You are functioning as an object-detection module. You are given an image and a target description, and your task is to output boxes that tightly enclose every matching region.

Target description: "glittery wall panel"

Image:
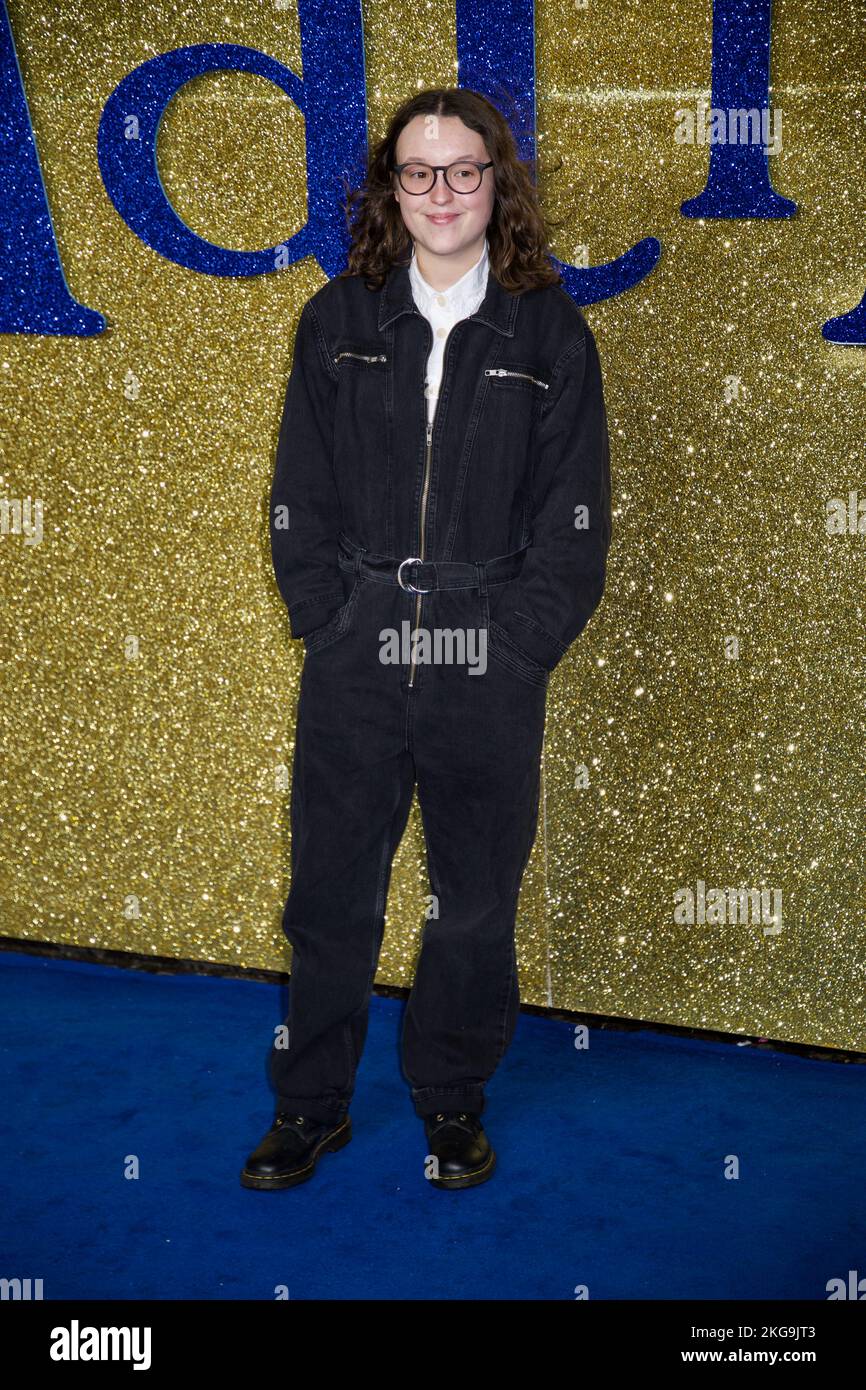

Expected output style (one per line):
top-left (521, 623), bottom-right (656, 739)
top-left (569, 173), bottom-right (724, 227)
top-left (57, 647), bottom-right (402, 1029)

top-left (1, 3), bottom-right (864, 1049)
top-left (534, 1), bottom-right (866, 1046)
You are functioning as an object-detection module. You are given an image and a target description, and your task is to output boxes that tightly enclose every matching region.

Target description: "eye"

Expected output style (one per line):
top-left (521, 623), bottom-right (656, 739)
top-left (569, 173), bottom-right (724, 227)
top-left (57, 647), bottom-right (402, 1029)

top-left (451, 163), bottom-right (478, 183)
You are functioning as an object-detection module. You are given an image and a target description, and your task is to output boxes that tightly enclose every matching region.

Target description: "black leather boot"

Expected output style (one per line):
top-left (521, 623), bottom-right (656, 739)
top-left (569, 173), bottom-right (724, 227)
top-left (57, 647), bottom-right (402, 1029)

top-left (423, 1111), bottom-right (496, 1189)
top-left (240, 1112), bottom-right (352, 1189)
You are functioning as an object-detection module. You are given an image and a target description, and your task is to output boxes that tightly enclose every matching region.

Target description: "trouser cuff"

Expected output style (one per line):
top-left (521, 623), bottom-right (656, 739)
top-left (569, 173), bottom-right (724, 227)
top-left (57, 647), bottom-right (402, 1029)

top-left (274, 1096), bottom-right (349, 1126)
top-left (411, 1086), bottom-right (485, 1118)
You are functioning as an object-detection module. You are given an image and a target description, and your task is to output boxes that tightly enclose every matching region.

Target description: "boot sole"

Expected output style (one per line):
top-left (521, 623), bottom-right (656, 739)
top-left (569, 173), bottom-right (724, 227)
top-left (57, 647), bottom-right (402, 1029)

top-left (240, 1117), bottom-right (352, 1190)
top-left (429, 1147), bottom-right (496, 1189)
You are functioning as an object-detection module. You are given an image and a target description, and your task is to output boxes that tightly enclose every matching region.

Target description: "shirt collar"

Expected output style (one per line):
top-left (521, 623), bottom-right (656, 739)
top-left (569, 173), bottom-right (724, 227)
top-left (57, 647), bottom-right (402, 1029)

top-left (379, 245), bottom-right (518, 338)
top-left (409, 237), bottom-right (489, 318)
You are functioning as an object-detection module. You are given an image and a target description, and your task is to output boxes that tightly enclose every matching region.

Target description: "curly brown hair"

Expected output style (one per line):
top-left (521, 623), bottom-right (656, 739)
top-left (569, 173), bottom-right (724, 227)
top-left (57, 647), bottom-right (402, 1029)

top-left (338, 88), bottom-right (562, 294)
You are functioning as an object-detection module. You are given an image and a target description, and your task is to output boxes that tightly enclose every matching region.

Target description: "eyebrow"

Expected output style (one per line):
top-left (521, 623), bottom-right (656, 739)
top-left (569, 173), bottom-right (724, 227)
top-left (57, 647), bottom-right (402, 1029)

top-left (398, 154), bottom-right (483, 161)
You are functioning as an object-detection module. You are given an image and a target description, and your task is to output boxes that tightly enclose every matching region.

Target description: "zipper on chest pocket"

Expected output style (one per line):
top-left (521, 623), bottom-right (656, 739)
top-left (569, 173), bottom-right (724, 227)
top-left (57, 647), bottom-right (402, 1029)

top-left (484, 368), bottom-right (549, 390)
top-left (333, 352), bottom-right (387, 365)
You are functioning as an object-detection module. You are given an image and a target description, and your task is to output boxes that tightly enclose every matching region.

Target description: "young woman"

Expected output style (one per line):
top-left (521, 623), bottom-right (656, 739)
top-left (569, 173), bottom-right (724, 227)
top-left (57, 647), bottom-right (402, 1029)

top-left (241, 88), bottom-right (612, 1192)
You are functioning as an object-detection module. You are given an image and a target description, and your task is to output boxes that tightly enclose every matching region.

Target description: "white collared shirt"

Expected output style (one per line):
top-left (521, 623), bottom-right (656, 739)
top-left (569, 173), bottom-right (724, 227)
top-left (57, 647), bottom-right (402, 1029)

top-left (409, 238), bottom-right (489, 425)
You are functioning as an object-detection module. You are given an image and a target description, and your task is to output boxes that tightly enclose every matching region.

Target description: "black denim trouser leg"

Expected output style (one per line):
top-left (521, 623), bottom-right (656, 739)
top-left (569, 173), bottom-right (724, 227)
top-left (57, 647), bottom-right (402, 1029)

top-left (269, 541), bottom-right (548, 1124)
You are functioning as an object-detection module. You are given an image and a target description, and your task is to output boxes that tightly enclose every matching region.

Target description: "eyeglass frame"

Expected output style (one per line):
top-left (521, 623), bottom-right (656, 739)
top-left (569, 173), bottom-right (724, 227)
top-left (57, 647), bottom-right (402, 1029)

top-left (392, 160), bottom-right (494, 195)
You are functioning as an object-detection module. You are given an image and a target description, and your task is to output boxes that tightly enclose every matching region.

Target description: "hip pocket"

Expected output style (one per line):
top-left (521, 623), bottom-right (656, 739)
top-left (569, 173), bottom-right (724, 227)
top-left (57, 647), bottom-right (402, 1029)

top-left (476, 583), bottom-right (549, 689)
top-left (303, 577), bottom-right (363, 655)
top-left (486, 619), bottom-right (550, 688)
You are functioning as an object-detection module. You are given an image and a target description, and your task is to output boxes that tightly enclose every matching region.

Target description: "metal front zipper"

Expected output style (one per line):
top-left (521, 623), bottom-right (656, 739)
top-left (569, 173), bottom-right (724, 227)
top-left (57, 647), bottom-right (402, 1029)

top-left (408, 315), bottom-right (449, 691)
top-left (484, 367), bottom-right (549, 389)
top-left (407, 416), bottom-right (434, 689)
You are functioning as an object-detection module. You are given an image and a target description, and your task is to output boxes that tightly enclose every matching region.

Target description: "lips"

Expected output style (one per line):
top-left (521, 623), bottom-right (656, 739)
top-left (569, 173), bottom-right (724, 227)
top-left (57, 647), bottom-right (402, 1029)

top-left (426, 214), bottom-right (460, 224)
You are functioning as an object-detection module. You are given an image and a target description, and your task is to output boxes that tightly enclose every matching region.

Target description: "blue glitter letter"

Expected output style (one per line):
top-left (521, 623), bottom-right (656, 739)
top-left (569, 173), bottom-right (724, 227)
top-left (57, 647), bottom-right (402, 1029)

top-left (97, 7), bottom-right (367, 281)
top-left (455, 0), bottom-right (660, 304)
top-left (681, 0), bottom-right (796, 218)
top-left (822, 293), bottom-right (866, 346)
top-left (0, 2), bottom-right (104, 334)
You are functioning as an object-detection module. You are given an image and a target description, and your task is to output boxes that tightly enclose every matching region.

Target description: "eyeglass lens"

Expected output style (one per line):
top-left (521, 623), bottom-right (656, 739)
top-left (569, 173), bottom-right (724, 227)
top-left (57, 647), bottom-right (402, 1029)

top-left (398, 163), bottom-right (484, 194)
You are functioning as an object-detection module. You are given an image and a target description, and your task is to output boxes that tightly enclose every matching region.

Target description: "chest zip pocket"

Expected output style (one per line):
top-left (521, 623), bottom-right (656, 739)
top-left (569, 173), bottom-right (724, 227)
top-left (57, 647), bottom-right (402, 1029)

top-left (334, 352), bottom-right (387, 365)
top-left (484, 368), bottom-right (549, 390)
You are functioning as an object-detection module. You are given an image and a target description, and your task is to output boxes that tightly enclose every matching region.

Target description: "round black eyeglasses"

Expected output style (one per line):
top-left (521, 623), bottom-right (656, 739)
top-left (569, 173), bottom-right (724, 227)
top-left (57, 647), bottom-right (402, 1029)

top-left (392, 161), bottom-right (494, 195)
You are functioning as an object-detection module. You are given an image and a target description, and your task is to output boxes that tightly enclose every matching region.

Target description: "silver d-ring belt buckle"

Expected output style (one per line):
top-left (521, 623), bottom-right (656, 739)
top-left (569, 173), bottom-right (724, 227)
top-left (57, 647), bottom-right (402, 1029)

top-left (396, 556), bottom-right (432, 594)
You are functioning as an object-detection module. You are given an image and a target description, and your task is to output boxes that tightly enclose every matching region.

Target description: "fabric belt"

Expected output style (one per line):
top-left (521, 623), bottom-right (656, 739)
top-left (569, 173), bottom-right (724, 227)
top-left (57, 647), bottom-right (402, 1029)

top-left (336, 530), bottom-right (528, 594)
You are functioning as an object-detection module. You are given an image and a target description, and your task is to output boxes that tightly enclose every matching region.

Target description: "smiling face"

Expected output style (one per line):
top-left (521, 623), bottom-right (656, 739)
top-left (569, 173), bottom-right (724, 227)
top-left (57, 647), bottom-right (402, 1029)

top-left (392, 114), bottom-right (496, 287)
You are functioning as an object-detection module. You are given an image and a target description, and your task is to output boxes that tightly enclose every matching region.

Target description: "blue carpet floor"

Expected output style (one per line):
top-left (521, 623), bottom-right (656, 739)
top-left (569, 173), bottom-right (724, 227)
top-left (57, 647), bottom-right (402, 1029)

top-left (1, 949), bottom-right (863, 1300)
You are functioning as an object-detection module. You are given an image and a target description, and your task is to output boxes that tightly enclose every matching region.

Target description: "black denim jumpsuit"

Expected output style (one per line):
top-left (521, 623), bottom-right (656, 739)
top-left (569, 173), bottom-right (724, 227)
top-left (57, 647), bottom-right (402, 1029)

top-left (267, 255), bottom-right (612, 1123)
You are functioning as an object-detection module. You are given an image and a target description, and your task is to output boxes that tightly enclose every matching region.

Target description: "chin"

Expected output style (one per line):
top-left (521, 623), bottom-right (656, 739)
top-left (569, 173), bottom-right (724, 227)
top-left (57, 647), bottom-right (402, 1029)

top-left (418, 224), bottom-right (477, 247)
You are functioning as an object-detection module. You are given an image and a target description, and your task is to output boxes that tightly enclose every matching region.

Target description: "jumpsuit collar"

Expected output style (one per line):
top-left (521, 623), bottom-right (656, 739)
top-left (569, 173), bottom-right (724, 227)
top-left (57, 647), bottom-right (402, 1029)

top-left (379, 241), bottom-right (519, 337)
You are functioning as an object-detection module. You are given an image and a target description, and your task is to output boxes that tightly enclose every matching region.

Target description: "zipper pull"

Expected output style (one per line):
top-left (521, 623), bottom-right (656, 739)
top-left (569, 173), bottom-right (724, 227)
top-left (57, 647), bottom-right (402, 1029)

top-left (426, 421), bottom-right (432, 446)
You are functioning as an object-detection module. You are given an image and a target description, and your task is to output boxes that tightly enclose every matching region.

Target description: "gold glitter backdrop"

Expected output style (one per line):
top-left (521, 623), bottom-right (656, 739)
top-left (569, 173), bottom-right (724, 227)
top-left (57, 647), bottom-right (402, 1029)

top-left (1, 1), bottom-right (864, 1050)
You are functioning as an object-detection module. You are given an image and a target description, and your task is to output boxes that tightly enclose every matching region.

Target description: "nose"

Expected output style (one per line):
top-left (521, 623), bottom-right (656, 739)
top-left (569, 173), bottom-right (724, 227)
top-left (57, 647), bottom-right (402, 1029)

top-left (429, 169), bottom-right (455, 205)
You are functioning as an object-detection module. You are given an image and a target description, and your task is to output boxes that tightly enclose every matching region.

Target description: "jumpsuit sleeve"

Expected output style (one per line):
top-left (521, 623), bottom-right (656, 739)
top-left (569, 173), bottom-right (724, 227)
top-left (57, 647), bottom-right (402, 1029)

top-left (491, 319), bottom-right (612, 671)
top-left (269, 299), bottom-right (346, 639)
